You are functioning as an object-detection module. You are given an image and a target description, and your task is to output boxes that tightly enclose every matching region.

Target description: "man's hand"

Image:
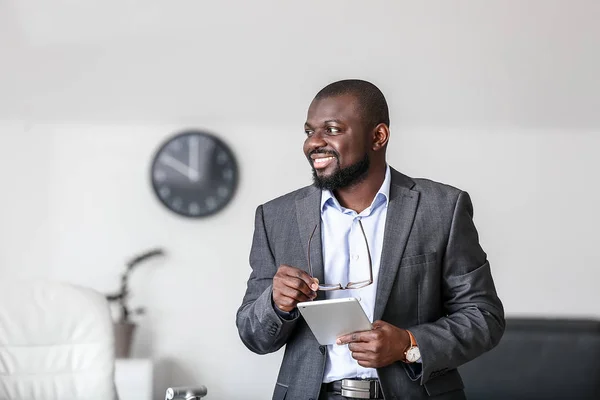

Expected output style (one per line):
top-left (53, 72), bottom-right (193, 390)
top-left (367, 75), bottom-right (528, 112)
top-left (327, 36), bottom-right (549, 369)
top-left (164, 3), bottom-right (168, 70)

top-left (272, 265), bottom-right (319, 312)
top-left (336, 320), bottom-right (411, 368)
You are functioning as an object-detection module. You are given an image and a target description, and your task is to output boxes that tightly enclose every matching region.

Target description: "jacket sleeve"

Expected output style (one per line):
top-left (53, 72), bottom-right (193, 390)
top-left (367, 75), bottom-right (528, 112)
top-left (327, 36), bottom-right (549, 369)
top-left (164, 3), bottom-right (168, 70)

top-left (406, 191), bottom-right (505, 384)
top-left (236, 205), bottom-right (300, 354)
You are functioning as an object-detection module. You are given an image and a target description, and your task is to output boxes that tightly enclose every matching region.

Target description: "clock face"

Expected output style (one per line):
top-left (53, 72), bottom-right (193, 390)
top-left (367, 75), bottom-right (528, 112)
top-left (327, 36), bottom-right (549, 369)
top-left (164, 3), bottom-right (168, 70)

top-left (150, 130), bottom-right (239, 218)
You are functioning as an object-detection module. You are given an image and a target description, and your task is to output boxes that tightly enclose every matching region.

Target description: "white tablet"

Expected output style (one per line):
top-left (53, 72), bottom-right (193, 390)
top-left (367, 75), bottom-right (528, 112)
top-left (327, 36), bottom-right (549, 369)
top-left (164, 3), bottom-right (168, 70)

top-left (297, 297), bottom-right (372, 345)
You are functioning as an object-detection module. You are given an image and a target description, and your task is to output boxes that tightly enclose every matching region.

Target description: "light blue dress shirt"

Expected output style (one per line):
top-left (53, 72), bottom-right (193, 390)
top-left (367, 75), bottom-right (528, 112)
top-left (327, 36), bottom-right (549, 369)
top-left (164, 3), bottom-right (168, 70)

top-left (320, 165), bottom-right (391, 382)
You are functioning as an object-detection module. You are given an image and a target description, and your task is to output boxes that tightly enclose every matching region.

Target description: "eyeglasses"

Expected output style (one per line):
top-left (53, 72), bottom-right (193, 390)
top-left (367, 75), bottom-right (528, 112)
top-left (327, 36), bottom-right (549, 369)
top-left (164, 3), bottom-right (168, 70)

top-left (308, 219), bottom-right (373, 291)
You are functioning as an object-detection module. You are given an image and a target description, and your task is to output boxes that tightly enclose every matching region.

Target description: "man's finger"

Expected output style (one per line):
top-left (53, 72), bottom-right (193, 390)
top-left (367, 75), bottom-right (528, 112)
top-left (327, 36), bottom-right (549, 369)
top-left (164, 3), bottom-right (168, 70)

top-left (350, 349), bottom-right (376, 365)
top-left (275, 284), bottom-right (315, 303)
top-left (336, 330), bottom-right (368, 345)
top-left (276, 276), bottom-right (316, 299)
top-left (356, 359), bottom-right (376, 368)
top-left (277, 265), bottom-right (319, 292)
top-left (371, 320), bottom-right (389, 329)
top-left (291, 268), bottom-right (319, 291)
top-left (273, 292), bottom-right (303, 311)
top-left (347, 342), bottom-right (371, 353)
top-left (310, 277), bottom-right (319, 291)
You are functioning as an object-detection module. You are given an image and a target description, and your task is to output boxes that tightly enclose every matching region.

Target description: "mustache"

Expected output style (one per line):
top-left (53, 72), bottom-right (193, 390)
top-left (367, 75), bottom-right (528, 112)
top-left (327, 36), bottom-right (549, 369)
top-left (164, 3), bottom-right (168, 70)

top-left (308, 149), bottom-right (339, 158)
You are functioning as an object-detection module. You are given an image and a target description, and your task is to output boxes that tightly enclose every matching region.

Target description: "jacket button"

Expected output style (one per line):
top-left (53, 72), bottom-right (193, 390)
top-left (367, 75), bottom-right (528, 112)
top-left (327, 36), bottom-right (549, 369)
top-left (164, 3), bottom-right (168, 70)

top-left (319, 345), bottom-right (326, 355)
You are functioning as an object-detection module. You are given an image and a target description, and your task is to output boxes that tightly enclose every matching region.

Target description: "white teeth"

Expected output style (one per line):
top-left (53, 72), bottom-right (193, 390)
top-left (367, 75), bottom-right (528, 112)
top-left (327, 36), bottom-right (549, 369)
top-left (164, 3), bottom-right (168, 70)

top-left (314, 157), bottom-right (334, 164)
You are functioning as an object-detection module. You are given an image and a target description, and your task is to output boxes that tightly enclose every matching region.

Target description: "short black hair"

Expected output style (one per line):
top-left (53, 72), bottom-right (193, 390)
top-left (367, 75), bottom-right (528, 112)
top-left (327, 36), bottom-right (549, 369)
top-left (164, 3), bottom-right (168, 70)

top-left (314, 79), bottom-right (390, 129)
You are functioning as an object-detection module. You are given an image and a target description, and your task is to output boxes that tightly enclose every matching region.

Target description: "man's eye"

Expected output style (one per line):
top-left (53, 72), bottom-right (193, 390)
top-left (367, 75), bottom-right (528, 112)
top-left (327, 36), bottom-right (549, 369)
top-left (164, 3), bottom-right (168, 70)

top-left (305, 130), bottom-right (314, 136)
top-left (326, 127), bottom-right (340, 134)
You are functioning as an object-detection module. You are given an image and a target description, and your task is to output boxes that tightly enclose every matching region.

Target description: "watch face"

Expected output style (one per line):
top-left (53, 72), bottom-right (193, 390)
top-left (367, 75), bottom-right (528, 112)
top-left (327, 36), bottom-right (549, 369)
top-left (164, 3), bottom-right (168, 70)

top-left (150, 130), bottom-right (239, 218)
top-left (406, 347), bottom-right (421, 363)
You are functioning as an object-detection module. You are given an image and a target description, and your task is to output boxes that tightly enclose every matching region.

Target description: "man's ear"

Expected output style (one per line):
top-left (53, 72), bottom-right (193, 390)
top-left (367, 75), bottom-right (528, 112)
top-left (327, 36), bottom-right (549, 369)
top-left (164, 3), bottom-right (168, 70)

top-left (372, 123), bottom-right (390, 151)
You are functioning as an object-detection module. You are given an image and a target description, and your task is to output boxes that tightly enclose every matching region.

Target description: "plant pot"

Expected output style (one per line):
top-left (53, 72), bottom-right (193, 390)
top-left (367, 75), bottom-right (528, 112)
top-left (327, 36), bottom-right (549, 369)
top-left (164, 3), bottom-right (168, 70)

top-left (113, 322), bottom-right (136, 358)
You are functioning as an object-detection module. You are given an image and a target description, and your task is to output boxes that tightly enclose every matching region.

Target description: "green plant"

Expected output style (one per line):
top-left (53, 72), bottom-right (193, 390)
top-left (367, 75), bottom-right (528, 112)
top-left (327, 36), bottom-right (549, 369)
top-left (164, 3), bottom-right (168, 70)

top-left (106, 248), bottom-right (165, 323)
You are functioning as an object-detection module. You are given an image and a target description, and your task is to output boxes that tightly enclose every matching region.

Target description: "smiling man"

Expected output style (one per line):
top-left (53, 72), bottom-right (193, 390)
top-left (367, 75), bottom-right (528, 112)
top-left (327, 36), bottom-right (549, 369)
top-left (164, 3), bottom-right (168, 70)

top-left (237, 79), bottom-right (505, 400)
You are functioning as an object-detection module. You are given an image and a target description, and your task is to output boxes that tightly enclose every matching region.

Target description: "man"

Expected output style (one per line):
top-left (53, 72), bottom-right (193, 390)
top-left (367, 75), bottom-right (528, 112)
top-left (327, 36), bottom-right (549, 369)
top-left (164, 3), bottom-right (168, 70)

top-left (236, 79), bottom-right (505, 400)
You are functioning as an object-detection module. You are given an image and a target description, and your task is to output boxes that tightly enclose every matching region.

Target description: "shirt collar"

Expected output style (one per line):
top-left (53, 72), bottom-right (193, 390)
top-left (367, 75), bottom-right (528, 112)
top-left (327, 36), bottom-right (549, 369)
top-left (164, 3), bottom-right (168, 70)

top-left (320, 164), bottom-right (391, 214)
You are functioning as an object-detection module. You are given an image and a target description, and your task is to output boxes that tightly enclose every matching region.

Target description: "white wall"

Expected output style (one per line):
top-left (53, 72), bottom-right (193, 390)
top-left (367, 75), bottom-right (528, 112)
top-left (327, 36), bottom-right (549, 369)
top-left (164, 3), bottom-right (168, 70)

top-left (1, 1), bottom-right (599, 399)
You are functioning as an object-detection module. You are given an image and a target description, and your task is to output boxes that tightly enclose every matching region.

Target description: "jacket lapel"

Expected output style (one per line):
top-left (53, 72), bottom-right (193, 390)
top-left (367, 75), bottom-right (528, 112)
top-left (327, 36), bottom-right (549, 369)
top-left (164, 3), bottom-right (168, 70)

top-left (296, 188), bottom-right (325, 297)
top-left (374, 169), bottom-right (419, 321)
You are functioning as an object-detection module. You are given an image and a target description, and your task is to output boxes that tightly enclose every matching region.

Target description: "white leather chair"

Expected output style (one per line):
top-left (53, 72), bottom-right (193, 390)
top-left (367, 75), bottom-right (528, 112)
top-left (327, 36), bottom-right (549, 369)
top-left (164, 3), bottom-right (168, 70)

top-left (0, 279), bottom-right (118, 400)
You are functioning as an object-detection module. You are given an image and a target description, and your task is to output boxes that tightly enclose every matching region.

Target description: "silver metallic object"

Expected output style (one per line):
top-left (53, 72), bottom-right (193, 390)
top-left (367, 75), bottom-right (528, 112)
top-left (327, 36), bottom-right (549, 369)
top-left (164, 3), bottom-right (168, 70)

top-left (165, 386), bottom-right (208, 400)
top-left (341, 379), bottom-right (379, 399)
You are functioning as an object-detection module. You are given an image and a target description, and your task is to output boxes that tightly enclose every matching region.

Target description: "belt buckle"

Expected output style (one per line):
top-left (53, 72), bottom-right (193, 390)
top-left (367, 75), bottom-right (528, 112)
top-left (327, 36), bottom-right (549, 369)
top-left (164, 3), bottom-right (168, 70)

top-left (340, 379), bottom-right (378, 399)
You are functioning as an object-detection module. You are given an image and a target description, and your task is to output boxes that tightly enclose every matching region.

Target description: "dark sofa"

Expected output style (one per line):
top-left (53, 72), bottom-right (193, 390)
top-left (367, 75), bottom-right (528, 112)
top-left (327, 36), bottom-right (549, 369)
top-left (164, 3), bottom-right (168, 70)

top-left (459, 317), bottom-right (600, 399)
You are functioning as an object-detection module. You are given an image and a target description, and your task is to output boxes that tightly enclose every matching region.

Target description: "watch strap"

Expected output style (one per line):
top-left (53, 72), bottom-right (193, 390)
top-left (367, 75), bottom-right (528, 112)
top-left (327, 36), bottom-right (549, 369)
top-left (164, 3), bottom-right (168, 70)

top-left (402, 329), bottom-right (418, 363)
top-left (406, 329), bottom-right (417, 347)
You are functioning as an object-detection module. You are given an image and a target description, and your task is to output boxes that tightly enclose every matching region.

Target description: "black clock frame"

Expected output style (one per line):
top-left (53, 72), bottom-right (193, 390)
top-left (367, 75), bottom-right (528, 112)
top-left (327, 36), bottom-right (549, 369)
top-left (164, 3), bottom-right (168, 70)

top-left (150, 130), bottom-right (239, 218)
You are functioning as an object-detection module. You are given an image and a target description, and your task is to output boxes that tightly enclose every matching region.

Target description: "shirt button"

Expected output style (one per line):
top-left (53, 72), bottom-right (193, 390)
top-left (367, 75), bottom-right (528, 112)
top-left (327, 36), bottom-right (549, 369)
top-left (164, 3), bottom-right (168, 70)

top-left (352, 254), bottom-right (359, 261)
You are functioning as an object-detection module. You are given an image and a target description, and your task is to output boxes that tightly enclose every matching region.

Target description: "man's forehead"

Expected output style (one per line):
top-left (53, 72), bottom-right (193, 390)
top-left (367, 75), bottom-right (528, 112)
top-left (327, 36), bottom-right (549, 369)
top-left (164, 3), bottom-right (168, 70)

top-left (306, 94), bottom-right (361, 125)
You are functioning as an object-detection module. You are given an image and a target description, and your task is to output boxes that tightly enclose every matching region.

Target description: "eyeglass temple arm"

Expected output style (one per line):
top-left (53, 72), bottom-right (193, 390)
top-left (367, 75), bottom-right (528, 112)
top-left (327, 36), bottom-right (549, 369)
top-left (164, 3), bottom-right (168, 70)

top-left (307, 223), bottom-right (319, 278)
top-left (309, 220), bottom-right (373, 288)
top-left (356, 220), bottom-right (374, 283)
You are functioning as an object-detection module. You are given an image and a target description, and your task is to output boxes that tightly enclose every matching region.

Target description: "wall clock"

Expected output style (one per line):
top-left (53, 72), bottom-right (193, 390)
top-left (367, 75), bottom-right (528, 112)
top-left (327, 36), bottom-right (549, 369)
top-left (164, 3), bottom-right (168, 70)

top-left (150, 130), bottom-right (239, 218)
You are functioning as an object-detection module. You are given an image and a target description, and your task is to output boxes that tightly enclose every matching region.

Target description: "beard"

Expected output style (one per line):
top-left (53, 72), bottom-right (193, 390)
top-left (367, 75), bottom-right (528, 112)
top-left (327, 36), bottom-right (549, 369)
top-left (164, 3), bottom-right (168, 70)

top-left (310, 151), bottom-right (370, 191)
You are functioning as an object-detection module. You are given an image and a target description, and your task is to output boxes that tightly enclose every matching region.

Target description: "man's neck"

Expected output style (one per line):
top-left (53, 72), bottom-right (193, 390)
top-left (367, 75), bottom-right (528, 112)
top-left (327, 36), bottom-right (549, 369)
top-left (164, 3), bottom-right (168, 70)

top-left (333, 164), bottom-right (386, 213)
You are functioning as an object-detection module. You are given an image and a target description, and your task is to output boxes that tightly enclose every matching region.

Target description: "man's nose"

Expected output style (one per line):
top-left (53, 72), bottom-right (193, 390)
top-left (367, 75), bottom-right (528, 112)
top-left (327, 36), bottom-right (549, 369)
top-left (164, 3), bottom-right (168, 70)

top-left (305, 131), bottom-right (327, 151)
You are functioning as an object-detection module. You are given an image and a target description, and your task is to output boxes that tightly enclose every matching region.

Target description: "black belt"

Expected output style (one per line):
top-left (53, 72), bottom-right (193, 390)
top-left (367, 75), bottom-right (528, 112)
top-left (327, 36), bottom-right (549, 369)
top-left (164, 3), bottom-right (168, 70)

top-left (323, 379), bottom-right (383, 399)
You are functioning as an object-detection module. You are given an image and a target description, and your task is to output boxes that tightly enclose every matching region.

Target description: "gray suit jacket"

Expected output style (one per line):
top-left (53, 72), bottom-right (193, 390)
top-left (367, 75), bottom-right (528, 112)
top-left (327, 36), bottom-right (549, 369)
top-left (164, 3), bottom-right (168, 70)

top-left (236, 168), bottom-right (505, 400)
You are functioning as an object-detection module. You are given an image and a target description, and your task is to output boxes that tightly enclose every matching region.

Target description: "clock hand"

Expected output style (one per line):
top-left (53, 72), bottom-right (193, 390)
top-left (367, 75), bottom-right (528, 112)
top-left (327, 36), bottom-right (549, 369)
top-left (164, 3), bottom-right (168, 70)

top-left (197, 140), bottom-right (215, 179)
top-left (188, 136), bottom-right (200, 182)
top-left (160, 154), bottom-right (198, 178)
